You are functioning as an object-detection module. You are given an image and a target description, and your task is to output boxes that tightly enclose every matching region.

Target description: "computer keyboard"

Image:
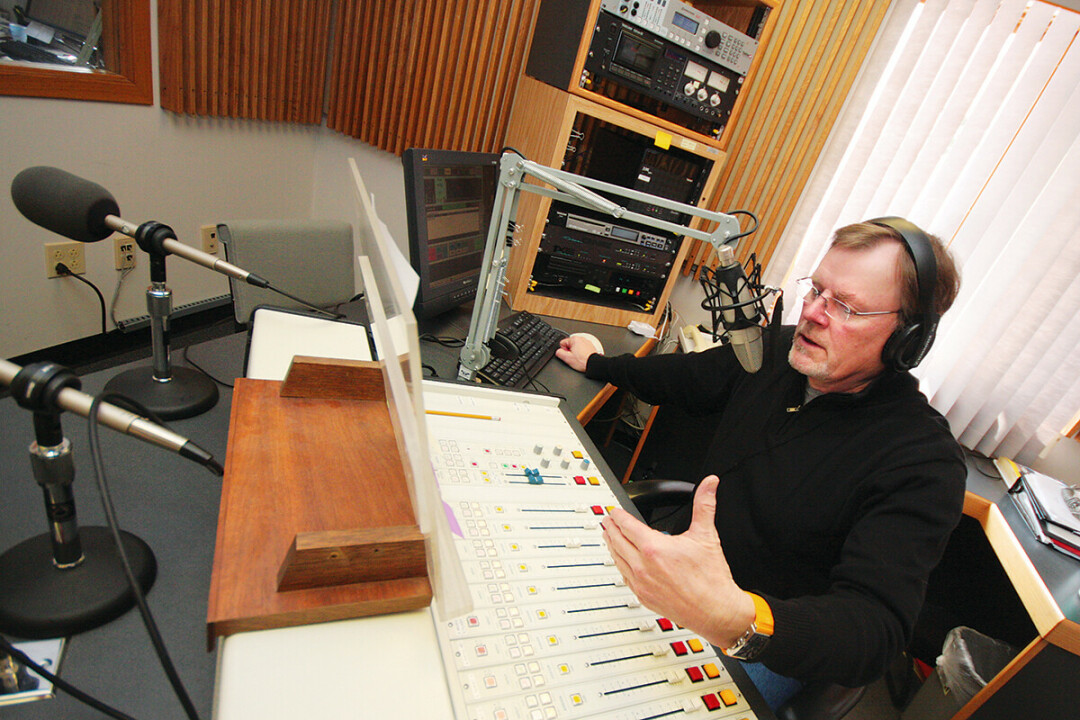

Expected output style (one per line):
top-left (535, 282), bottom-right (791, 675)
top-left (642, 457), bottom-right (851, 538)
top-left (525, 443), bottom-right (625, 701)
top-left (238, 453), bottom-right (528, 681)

top-left (0, 40), bottom-right (73, 65)
top-left (477, 311), bottom-right (569, 388)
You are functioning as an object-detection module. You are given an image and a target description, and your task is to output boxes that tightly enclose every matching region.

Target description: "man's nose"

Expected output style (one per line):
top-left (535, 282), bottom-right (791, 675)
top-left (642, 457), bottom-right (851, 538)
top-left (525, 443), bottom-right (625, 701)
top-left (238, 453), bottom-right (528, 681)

top-left (802, 293), bottom-right (831, 325)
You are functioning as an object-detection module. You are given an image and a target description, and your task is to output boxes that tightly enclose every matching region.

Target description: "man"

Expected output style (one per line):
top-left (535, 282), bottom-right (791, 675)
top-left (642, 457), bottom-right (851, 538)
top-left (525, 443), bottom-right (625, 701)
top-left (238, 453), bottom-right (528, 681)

top-left (555, 220), bottom-right (965, 709)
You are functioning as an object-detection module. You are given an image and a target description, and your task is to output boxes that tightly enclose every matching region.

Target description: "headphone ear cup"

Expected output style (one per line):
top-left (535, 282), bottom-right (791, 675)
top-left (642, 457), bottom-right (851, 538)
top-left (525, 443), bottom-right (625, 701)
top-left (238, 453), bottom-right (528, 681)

top-left (882, 323), bottom-right (924, 372)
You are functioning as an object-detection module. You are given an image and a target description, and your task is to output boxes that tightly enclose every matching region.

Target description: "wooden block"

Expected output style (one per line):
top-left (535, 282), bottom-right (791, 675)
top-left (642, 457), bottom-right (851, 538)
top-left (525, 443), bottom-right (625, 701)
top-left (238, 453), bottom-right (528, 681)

top-left (279, 356), bottom-right (385, 400)
top-left (207, 379), bottom-right (431, 645)
top-left (278, 525), bottom-right (427, 592)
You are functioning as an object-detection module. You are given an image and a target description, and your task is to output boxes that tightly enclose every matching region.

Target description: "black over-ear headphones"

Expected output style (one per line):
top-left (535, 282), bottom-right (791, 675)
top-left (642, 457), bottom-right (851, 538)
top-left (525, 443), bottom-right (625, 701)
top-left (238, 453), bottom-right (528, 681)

top-left (868, 217), bottom-right (939, 372)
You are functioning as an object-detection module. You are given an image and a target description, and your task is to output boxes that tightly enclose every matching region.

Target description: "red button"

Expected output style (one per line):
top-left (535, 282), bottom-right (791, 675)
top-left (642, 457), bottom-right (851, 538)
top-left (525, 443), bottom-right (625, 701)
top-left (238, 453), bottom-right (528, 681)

top-left (591, 505), bottom-right (604, 515)
top-left (702, 694), bottom-right (721, 711)
top-left (656, 618), bottom-right (674, 631)
top-left (671, 641), bottom-right (688, 656)
top-left (686, 666), bottom-right (704, 682)
top-left (574, 476), bottom-right (586, 485)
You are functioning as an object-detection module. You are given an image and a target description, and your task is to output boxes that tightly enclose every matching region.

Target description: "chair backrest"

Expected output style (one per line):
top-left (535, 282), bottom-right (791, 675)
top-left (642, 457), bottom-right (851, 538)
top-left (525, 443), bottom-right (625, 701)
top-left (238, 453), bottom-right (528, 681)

top-left (218, 219), bottom-right (356, 325)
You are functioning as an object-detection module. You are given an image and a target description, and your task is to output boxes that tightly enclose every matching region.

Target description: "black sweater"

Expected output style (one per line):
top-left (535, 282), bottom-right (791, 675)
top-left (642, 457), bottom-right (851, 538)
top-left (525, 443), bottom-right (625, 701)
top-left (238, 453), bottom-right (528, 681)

top-left (586, 326), bottom-right (966, 686)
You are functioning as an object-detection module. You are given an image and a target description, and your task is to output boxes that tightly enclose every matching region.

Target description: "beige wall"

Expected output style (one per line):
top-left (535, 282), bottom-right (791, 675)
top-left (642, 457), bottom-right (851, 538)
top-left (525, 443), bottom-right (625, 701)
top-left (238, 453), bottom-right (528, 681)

top-left (0, 94), bottom-right (409, 358)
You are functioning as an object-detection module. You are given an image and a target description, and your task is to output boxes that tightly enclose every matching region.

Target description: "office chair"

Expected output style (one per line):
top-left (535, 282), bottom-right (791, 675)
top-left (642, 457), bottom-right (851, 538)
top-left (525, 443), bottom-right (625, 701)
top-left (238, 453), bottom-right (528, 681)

top-left (217, 219), bottom-right (357, 325)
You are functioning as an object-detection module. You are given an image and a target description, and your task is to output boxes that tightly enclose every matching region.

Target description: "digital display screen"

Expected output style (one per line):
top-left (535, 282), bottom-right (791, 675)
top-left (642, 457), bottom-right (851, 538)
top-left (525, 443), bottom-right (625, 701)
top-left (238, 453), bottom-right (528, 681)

top-left (613, 34), bottom-right (661, 74)
top-left (422, 169), bottom-right (489, 288)
top-left (402, 149), bottom-right (499, 319)
top-left (610, 226), bottom-right (638, 242)
top-left (672, 12), bottom-right (699, 35)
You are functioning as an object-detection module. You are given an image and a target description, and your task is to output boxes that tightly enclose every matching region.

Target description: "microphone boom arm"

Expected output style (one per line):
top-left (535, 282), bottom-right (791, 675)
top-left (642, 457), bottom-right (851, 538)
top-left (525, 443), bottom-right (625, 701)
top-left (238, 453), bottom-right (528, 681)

top-left (458, 153), bottom-right (743, 380)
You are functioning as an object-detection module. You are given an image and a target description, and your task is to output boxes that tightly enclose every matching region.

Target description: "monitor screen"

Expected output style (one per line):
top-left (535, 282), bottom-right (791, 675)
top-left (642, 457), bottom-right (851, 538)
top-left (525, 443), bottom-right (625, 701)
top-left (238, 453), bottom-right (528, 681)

top-left (402, 148), bottom-right (500, 319)
top-left (25, 0), bottom-right (98, 39)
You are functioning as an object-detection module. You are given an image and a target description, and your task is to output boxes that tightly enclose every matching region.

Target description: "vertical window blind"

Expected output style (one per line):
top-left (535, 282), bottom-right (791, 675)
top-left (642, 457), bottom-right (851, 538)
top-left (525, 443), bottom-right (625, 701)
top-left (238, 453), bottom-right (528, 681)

top-left (771, 0), bottom-right (1080, 465)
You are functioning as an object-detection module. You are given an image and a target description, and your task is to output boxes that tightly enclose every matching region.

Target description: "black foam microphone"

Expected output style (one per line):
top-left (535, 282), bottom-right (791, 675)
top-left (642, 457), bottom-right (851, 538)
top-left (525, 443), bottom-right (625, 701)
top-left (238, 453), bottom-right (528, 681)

top-left (702, 245), bottom-right (766, 373)
top-left (11, 166), bottom-right (119, 243)
top-left (11, 166), bottom-right (273, 288)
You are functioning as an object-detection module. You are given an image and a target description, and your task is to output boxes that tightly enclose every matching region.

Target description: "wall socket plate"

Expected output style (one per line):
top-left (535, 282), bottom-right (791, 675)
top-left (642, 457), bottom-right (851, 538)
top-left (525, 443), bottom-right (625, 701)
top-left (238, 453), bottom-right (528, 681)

top-left (114, 236), bottom-right (136, 270)
top-left (200, 224), bottom-right (218, 254)
top-left (44, 241), bottom-right (86, 278)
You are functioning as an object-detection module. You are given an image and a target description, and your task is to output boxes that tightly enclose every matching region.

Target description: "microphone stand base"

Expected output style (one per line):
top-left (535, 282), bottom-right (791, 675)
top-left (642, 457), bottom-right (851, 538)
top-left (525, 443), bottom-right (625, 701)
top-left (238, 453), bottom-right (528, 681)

top-left (103, 365), bottom-right (218, 420)
top-left (0, 527), bottom-right (157, 640)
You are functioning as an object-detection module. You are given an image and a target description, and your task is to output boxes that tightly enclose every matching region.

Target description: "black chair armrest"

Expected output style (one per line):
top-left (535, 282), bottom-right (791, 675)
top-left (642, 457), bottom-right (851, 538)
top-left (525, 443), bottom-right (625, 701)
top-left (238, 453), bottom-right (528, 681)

top-left (776, 682), bottom-right (866, 720)
top-left (625, 479), bottom-right (696, 522)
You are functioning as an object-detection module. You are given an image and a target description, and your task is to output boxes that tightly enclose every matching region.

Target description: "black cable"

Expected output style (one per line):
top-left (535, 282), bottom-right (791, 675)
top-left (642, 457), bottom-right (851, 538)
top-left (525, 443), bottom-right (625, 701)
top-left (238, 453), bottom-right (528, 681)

top-left (721, 209), bottom-right (760, 244)
top-left (55, 262), bottom-right (107, 335)
top-left (419, 333), bottom-right (465, 348)
top-left (87, 393), bottom-right (202, 720)
top-left (181, 344), bottom-right (234, 388)
top-left (0, 634), bottom-right (136, 720)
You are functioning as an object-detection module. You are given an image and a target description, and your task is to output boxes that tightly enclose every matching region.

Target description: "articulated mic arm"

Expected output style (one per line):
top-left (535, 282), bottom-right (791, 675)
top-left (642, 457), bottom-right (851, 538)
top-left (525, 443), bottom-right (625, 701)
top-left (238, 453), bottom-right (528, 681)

top-left (457, 152), bottom-right (743, 381)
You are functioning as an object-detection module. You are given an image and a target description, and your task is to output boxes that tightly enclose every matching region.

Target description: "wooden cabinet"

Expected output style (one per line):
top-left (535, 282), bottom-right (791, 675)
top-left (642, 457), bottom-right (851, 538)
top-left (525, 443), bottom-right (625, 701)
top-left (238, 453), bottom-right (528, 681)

top-left (502, 0), bottom-right (778, 326)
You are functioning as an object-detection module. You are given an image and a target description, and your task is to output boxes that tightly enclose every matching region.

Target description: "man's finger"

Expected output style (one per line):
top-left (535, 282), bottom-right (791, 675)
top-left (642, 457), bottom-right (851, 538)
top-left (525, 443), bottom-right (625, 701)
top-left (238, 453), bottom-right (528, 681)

top-left (686, 475), bottom-right (720, 541)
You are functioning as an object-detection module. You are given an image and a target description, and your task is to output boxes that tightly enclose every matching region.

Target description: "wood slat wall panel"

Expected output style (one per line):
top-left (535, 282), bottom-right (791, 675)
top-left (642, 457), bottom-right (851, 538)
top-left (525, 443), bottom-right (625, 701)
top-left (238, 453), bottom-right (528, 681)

top-left (327, 0), bottom-right (542, 154)
top-left (683, 0), bottom-right (891, 278)
top-left (159, 0), bottom-right (331, 124)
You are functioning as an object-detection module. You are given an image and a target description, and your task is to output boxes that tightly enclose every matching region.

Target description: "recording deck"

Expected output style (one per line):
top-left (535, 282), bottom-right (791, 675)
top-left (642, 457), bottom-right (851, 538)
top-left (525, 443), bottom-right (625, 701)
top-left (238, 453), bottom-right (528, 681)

top-left (425, 384), bottom-right (759, 720)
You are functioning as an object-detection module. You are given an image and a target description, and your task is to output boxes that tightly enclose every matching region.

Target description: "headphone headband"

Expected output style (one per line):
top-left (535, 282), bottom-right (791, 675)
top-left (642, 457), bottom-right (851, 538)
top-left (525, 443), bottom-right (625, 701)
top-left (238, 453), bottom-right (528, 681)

top-left (867, 216), bottom-right (939, 371)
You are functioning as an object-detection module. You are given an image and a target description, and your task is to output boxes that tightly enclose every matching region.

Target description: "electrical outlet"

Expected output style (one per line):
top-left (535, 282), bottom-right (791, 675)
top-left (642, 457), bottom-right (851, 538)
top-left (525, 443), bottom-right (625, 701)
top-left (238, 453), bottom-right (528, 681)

top-left (201, 224), bottom-right (219, 254)
top-left (114, 236), bottom-right (136, 270)
top-left (45, 241), bottom-right (86, 278)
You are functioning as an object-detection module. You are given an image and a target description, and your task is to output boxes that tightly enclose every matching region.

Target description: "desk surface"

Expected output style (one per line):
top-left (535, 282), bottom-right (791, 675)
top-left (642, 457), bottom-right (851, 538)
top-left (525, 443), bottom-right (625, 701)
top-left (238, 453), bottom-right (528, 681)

top-left (415, 303), bottom-right (657, 424)
top-left (961, 457), bottom-right (1080, 650)
top-left (0, 311), bottom-right (655, 719)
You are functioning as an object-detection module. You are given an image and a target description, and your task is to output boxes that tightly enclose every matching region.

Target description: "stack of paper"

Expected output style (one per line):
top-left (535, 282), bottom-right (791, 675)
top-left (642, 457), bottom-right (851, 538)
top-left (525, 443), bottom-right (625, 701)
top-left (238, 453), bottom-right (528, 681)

top-left (995, 457), bottom-right (1080, 560)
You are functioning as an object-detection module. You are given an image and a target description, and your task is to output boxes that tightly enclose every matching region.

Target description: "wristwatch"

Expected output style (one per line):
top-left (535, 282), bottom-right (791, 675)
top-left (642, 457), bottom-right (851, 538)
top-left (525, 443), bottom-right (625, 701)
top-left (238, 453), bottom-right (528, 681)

top-left (723, 593), bottom-right (774, 661)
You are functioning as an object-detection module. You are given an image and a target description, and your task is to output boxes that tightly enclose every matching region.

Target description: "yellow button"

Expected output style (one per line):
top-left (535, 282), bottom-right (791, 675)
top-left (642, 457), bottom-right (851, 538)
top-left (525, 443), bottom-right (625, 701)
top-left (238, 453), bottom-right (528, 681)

top-left (719, 689), bottom-right (738, 706)
top-left (703, 662), bottom-right (720, 679)
top-left (688, 638), bottom-right (704, 652)
top-left (588, 477), bottom-right (600, 485)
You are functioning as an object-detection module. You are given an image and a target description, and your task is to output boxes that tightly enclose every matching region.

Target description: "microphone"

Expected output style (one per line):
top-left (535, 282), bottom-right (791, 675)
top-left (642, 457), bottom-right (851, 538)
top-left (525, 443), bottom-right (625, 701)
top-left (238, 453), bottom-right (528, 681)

top-left (701, 245), bottom-right (766, 373)
top-left (0, 358), bottom-right (224, 476)
top-left (11, 166), bottom-right (270, 289)
top-left (11, 166), bottom-right (118, 243)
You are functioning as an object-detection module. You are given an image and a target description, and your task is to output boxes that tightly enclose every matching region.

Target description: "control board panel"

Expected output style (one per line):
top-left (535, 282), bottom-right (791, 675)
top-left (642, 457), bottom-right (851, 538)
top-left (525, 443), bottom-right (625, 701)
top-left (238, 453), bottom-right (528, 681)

top-left (582, 0), bottom-right (761, 136)
top-left (425, 383), bottom-right (761, 720)
top-left (600, 0), bottom-right (758, 76)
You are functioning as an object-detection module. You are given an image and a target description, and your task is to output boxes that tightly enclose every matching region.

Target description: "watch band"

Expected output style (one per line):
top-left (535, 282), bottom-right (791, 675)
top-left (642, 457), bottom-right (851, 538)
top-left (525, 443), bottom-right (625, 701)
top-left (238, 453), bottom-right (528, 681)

top-left (723, 593), bottom-right (773, 661)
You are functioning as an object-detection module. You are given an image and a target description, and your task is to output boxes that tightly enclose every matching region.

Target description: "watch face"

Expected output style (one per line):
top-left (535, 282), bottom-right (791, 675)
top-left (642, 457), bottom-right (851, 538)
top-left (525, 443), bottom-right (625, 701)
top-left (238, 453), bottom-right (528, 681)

top-left (728, 632), bottom-right (771, 661)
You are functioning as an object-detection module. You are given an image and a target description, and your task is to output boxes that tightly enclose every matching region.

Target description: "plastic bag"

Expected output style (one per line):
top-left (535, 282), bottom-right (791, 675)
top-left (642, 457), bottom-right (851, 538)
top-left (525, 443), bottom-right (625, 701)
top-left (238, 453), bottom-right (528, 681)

top-left (936, 626), bottom-right (1018, 705)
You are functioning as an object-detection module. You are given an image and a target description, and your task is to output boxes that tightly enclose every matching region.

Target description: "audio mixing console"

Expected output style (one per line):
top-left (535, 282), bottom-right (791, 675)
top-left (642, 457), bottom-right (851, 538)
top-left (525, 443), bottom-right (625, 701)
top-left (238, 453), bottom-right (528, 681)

top-left (424, 382), bottom-right (761, 720)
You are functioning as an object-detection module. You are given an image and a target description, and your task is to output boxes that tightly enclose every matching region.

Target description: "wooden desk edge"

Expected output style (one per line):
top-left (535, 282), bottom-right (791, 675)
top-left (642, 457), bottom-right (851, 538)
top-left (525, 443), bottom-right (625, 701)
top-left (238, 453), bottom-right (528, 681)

top-left (576, 336), bottom-right (657, 425)
top-left (963, 490), bottom-right (1080, 656)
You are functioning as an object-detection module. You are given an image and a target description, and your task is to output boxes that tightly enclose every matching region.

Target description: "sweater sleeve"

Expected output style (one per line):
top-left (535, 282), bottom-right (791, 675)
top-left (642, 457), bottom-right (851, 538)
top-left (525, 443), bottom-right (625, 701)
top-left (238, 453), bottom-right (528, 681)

top-left (585, 346), bottom-right (741, 414)
top-left (755, 444), bottom-right (967, 686)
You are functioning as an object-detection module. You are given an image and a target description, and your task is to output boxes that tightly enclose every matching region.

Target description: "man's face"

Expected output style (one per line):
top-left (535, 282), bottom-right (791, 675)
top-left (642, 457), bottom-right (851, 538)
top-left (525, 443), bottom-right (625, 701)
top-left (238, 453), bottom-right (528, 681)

top-left (788, 241), bottom-right (905, 394)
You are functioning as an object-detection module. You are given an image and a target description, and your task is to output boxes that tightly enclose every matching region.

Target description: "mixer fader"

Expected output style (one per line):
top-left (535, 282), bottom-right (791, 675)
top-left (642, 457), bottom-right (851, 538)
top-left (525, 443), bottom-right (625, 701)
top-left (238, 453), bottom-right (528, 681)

top-left (424, 382), bottom-right (760, 720)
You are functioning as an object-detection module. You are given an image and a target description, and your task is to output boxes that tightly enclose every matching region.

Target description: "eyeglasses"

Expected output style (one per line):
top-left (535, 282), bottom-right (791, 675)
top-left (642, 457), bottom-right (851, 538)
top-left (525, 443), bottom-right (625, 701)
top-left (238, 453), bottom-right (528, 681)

top-left (794, 277), bottom-right (901, 324)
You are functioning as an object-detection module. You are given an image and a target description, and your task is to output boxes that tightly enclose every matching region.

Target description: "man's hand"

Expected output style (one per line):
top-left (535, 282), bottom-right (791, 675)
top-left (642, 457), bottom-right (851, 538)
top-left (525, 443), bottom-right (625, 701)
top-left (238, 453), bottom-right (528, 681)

top-left (601, 475), bottom-right (756, 648)
top-left (555, 335), bottom-right (598, 372)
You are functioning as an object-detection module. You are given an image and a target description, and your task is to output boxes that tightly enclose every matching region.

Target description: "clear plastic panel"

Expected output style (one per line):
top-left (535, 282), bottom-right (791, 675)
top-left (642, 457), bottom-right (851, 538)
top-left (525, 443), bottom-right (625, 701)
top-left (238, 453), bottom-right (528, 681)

top-left (348, 158), bottom-right (472, 621)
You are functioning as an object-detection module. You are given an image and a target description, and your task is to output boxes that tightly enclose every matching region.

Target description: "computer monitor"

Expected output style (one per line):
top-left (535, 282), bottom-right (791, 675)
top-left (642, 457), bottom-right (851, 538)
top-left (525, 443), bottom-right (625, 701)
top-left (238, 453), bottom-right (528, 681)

top-left (402, 148), bottom-right (500, 320)
top-left (24, 0), bottom-right (98, 40)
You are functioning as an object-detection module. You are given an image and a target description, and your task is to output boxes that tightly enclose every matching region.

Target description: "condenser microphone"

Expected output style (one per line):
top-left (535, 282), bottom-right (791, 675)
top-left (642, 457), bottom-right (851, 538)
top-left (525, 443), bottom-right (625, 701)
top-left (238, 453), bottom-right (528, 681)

top-left (706, 245), bottom-right (765, 373)
top-left (0, 358), bottom-right (224, 476)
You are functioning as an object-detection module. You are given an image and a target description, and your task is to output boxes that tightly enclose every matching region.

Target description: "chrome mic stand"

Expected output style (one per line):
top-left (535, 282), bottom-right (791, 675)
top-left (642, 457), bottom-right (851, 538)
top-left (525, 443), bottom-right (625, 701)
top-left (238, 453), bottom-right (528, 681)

top-left (103, 221), bottom-right (218, 420)
top-left (0, 363), bottom-right (156, 639)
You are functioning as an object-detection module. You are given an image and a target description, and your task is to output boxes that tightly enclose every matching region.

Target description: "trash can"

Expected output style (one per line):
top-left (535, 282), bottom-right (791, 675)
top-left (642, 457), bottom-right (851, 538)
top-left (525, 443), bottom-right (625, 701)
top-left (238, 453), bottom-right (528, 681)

top-left (901, 626), bottom-right (1018, 720)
